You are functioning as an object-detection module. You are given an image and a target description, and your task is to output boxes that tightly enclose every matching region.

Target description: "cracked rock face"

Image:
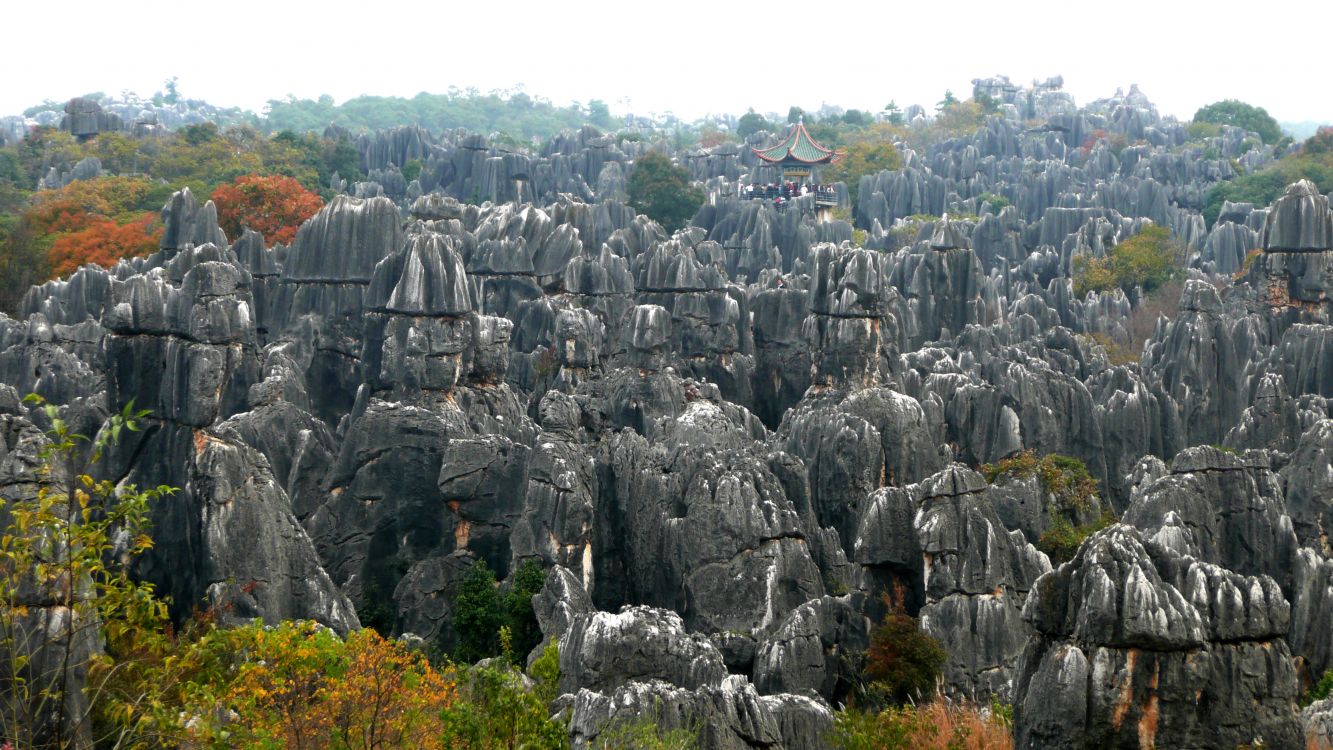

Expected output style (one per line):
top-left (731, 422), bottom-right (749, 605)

top-left (1015, 524), bottom-right (1301, 749)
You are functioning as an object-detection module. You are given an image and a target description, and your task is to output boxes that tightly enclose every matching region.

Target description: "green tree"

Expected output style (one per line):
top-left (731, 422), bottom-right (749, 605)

top-left (587, 99), bottom-right (614, 130)
top-left (1073, 225), bottom-right (1180, 296)
top-left (503, 560), bottom-right (547, 661)
top-left (842, 109), bottom-right (872, 127)
top-left (975, 92), bottom-right (1000, 114)
top-left (736, 109), bottom-right (772, 139)
top-left (883, 101), bottom-right (904, 127)
top-left (1192, 99), bottom-right (1282, 145)
top-left (936, 90), bottom-right (959, 112)
top-left (0, 149), bottom-right (24, 184)
top-left (1304, 126), bottom-right (1333, 156)
top-left (823, 124), bottom-right (904, 206)
top-left (1306, 669), bottom-right (1333, 706)
top-left (452, 559), bottom-right (503, 664)
top-left (787, 106), bottom-right (805, 124)
top-left (438, 644), bottom-right (568, 749)
top-left (163, 76), bottom-right (180, 105)
top-left (627, 152), bottom-right (704, 233)
top-left (1203, 150), bottom-right (1333, 227)
top-left (1, 396), bottom-right (173, 748)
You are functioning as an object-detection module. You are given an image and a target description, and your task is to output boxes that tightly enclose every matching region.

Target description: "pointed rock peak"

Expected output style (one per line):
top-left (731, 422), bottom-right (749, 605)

top-left (1261, 179), bottom-right (1333, 252)
top-left (929, 215), bottom-right (971, 250)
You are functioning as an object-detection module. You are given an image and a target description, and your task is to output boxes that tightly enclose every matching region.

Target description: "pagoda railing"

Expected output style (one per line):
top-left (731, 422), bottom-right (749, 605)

top-left (741, 184), bottom-right (840, 208)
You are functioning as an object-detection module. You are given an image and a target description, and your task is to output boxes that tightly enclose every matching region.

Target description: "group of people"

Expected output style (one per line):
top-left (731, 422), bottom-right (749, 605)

top-left (740, 182), bottom-right (838, 208)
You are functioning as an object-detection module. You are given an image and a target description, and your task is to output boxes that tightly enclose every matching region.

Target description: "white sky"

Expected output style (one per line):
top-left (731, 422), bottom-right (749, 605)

top-left (4, 0), bottom-right (1330, 125)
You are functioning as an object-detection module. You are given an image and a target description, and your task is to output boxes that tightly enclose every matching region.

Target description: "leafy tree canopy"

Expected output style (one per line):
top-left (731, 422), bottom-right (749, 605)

top-left (627, 152), bottom-right (704, 233)
top-left (736, 109), bottom-right (772, 139)
top-left (1073, 224), bottom-right (1180, 297)
top-left (822, 124), bottom-right (904, 206)
top-left (1202, 138), bottom-right (1333, 227)
top-left (212, 173), bottom-right (324, 245)
top-left (1192, 99), bottom-right (1282, 145)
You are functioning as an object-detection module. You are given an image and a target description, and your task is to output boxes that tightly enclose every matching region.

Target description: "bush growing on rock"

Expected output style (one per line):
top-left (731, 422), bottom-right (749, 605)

top-left (1072, 225), bottom-right (1180, 297)
top-left (982, 450), bottom-right (1099, 515)
top-left (983, 450), bottom-right (1111, 564)
top-left (591, 712), bottom-right (699, 750)
top-left (1309, 669), bottom-right (1333, 706)
top-left (857, 602), bottom-right (948, 707)
top-left (1035, 515), bottom-right (1114, 566)
top-left (504, 559), bottom-right (547, 661)
top-left (451, 559), bottom-right (504, 663)
top-left (450, 558), bottom-right (547, 665)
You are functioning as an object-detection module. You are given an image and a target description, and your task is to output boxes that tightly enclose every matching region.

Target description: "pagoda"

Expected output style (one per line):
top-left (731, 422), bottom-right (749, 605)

top-left (751, 119), bottom-right (842, 184)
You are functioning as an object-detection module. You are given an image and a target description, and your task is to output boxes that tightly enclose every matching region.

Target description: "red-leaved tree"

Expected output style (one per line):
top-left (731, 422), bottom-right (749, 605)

top-left (211, 174), bottom-right (323, 245)
top-left (47, 215), bottom-right (162, 278)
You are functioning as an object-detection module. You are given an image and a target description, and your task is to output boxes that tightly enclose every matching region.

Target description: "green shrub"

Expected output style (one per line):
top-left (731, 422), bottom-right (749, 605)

top-left (1192, 100), bottom-right (1282, 145)
top-left (452, 559), bottom-right (503, 663)
top-left (982, 451), bottom-right (1098, 514)
top-left (401, 158), bottom-right (423, 183)
top-left (977, 191), bottom-right (1010, 211)
top-left (1305, 669), bottom-right (1333, 706)
top-left (451, 558), bottom-right (547, 665)
top-left (1037, 512), bottom-right (1115, 566)
top-left (1187, 121), bottom-right (1222, 141)
top-left (439, 652), bottom-right (569, 750)
top-left (504, 559), bottom-right (547, 661)
top-left (981, 450), bottom-right (1039, 484)
top-left (627, 152), bottom-right (704, 233)
top-left (1038, 454), bottom-right (1099, 514)
top-left (1203, 152), bottom-right (1333, 227)
top-left (828, 700), bottom-right (1013, 750)
top-left (1073, 225), bottom-right (1181, 298)
top-left (592, 709), bottom-right (699, 750)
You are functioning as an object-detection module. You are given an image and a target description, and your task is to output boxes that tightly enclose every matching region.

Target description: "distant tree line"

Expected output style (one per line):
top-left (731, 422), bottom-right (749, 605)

top-left (263, 91), bottom-right (617, 140)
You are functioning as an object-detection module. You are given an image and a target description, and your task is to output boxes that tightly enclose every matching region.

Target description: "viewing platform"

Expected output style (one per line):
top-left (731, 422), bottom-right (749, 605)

top-left (741, 183), bottom-right (840, 209)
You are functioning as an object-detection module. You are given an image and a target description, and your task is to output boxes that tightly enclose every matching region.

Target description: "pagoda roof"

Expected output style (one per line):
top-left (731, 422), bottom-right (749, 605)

top-left (752, 121), bottom-right (841, 164)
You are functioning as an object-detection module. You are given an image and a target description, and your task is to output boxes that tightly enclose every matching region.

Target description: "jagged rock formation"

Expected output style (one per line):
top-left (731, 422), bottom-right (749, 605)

top-left (1015, 524), bottom-right (1300, 749)
top-left (7, 81), bottom-right (1333, 747)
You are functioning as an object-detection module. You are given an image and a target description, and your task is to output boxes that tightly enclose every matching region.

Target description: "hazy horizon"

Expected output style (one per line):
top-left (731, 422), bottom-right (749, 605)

top-left (7, 0), bottom-right (1331, 126)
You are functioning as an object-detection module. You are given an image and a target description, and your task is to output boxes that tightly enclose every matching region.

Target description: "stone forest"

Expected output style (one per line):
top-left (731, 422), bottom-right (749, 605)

top-left (1, 76), bottom-right (1332, 748)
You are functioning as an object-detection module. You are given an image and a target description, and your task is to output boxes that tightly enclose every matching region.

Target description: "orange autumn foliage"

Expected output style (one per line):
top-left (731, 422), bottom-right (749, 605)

top-left (212, 173), bottom-right (323, 245)
top-left (24, 176), bottom-right (164, 278)
top-left (196, 622), bottom-right (457, 750)
top-left (47, 215), bottom-right (161, 277)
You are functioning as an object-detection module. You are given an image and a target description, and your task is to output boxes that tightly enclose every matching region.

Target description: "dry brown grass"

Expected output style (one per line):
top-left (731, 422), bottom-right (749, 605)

top-left (830, 698), bottom-right (1013, 750)
top-left (916, 700), bottom-right (1014, 750)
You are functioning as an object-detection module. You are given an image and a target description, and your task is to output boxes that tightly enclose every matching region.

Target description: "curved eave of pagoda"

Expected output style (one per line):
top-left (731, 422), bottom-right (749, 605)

top-left (750, 121), bottom-right (839, 164)
top-left (751, 151), bottom-right (841, 165)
